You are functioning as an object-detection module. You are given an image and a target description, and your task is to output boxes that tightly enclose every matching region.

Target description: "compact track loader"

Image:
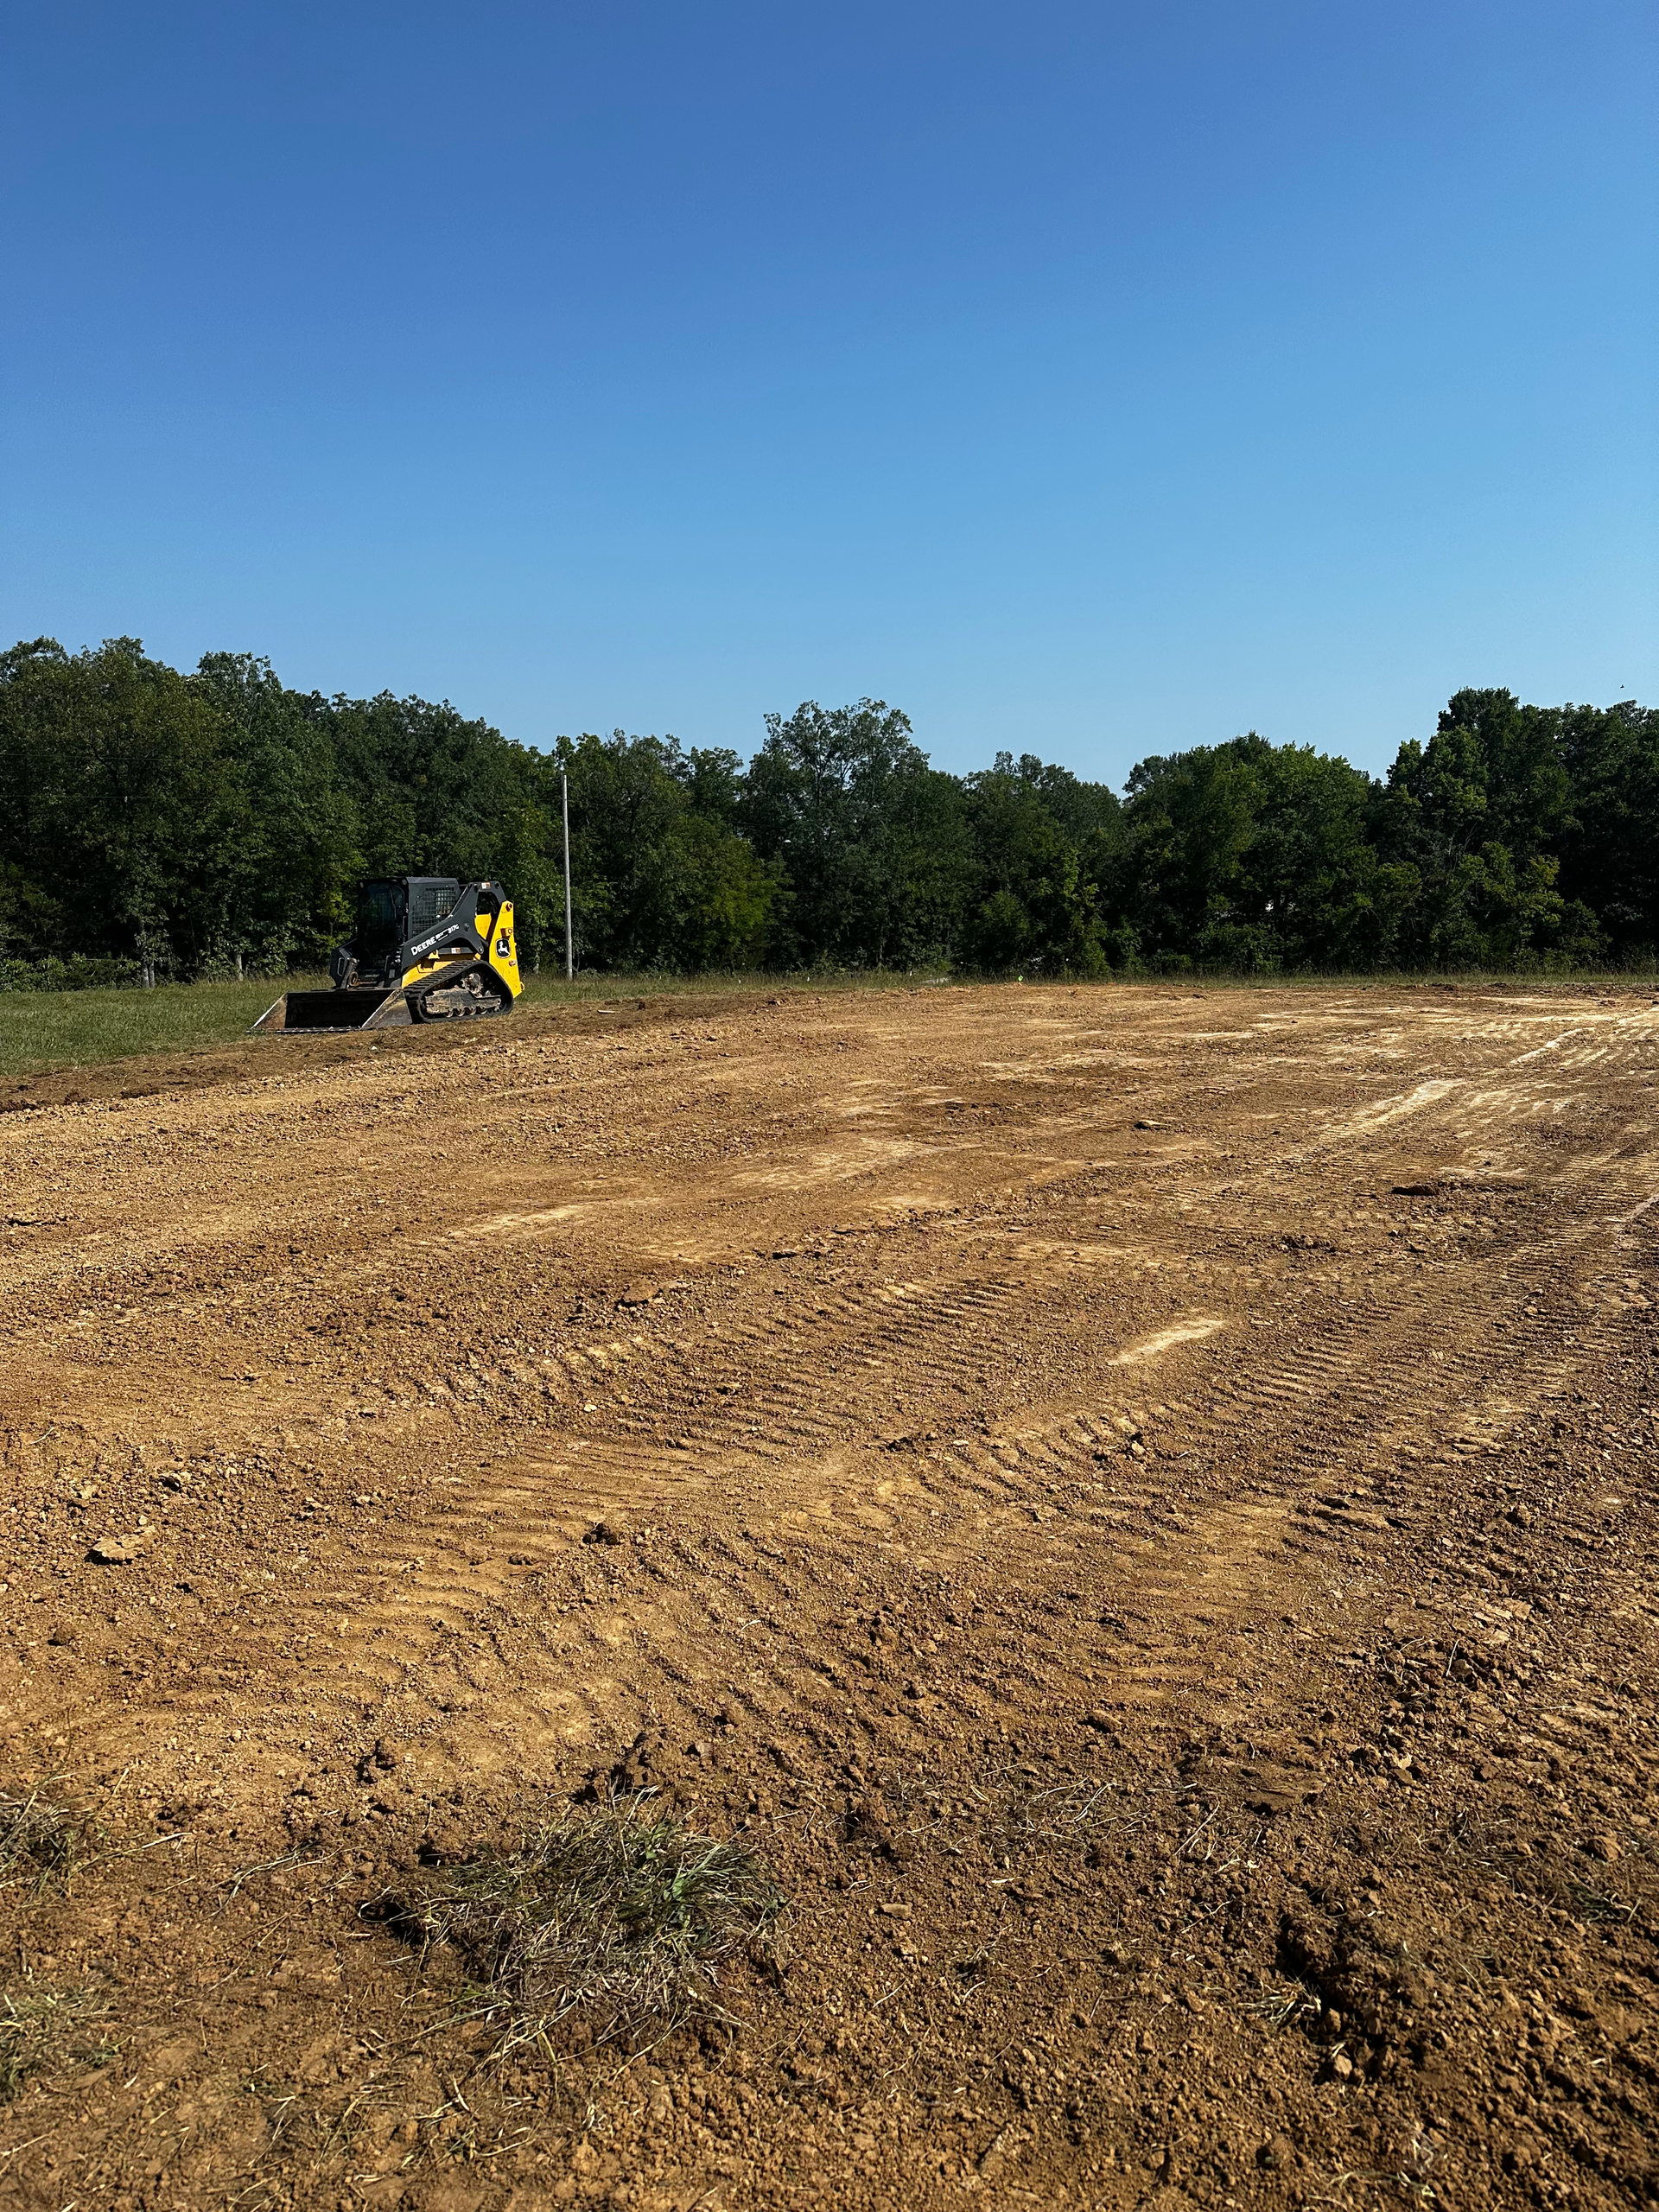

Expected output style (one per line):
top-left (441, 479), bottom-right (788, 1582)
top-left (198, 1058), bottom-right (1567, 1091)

top-left (253, 877), bottom-right (524, 1033)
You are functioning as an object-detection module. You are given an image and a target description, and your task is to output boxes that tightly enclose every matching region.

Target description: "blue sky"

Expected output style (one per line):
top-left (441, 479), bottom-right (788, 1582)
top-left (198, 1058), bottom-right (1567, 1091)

top-left (3, 2), bottom-right (1654, 781)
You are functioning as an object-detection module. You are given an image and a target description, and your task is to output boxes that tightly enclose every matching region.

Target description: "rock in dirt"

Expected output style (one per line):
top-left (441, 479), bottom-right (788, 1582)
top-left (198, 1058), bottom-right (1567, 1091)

top-left (977, 2133), bottom-right (1012, 2179)
top-left (87, 1533), bottom-right (143, 1565)
top-left (1239, 1762), bottom-right (1313, 1815)
top-left (583, 1518), bottom-right (626, 1546)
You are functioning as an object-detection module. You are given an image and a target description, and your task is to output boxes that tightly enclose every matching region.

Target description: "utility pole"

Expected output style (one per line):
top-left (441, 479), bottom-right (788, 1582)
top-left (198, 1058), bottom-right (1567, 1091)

top-left (562, 766), bottom-right (574, 981)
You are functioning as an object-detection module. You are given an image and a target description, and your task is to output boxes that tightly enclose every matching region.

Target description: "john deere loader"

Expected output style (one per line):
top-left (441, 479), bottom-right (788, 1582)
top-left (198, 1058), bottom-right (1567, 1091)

top-left (253, 877), bottom-right (524, 1033)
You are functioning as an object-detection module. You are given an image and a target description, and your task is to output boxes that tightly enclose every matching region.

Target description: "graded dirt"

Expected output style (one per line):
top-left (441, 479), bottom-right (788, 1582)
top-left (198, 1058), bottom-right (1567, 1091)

top-left (1, 981), bottom-right (1656, 2210)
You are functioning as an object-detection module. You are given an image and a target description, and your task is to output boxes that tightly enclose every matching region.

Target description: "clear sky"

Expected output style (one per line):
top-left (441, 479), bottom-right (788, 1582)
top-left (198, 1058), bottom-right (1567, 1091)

top-left (3, 2), bottom-right (1654, 782)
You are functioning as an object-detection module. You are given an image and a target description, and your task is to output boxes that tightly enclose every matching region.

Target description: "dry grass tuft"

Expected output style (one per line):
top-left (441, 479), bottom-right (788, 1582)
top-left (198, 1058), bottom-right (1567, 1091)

top-left (403, 1796), bottom-right (786, 2055)
top-left (1247, 1980), bottom-right (1322, 2033)
top-left (0, 1789), bottom-right (84, 1891)
top-left (0, 1987), bottom-right (114, 2101)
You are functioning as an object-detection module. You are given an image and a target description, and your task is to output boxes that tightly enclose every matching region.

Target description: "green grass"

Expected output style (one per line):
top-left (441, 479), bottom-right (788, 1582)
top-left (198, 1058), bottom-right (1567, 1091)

top-left (0, 967), bottom-right (931, 1082)
top-left (0, 976), bottom-right (326, 1082)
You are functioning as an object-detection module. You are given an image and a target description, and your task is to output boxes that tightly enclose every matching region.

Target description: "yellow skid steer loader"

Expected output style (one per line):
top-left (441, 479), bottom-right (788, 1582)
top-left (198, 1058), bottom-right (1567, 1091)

top-left (253, 877), bottom-right (524, 1033)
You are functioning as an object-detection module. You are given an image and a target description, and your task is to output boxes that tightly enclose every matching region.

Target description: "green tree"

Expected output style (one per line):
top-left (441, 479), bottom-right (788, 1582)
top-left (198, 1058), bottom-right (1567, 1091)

top-left (1554, 702), bottom-right (1659, 960)
top-left (0, 637), bottom-right (232, 979)
top-left (1, 634), bottom-right (1649, 988)
top-left (550, 730), bottom-right (785, 970)
top-left (960, 754), bottom-right (1122, 973)
top-left (743, 700), bottom-right (969, 965)
top-left (192, 652), bottom-right (358, 969)
top-left (1373, 690), bottom-right (1601, 966)
top-left (1120, 734), bottom-right (1378, 970)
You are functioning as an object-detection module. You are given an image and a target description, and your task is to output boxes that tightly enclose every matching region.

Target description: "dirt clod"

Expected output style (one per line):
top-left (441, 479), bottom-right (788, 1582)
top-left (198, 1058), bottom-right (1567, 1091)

top-left (86, 1535), bottom-right (142, 1565)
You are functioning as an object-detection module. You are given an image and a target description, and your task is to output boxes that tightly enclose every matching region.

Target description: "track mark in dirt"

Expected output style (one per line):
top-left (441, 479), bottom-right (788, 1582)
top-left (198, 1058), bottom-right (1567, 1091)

top-left (1108, 1317), bottom-right (1227, 1363)
top-left (3, 981), bottom-right (1658, 2212)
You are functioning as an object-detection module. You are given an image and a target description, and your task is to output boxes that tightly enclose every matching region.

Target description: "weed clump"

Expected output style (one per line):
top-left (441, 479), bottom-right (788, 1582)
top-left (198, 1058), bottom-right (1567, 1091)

top-left (0, 1790), bottom-right (83, 1891)
top-left (0, 1987), bottom-right (114, 2101)
top-left (404, 1797), bottom-right (786, 2054)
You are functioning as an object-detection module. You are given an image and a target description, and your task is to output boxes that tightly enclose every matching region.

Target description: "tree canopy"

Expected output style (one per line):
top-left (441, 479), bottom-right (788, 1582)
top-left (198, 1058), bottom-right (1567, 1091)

top-left (0, 640), bottom-right (1649, 983)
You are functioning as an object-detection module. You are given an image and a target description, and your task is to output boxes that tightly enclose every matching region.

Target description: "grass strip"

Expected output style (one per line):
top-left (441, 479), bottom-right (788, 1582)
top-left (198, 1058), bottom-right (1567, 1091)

top-left (0, 976), bottom-right (329, 1080)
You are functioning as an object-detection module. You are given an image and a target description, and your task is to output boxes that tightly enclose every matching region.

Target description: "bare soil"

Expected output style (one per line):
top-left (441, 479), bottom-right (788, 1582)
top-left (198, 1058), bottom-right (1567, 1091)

top-left (2, 980), bottom-right (1657, 2212)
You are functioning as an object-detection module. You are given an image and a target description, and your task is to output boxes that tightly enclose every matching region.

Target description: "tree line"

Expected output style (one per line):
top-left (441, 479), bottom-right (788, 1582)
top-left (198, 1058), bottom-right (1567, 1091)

top-left (0, 634), bottom-right (1651, 985)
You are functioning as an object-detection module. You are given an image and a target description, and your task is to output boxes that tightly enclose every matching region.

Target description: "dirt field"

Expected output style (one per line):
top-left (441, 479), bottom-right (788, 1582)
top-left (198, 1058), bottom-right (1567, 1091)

top-left (3, 979), bottom-right (1657, 2212)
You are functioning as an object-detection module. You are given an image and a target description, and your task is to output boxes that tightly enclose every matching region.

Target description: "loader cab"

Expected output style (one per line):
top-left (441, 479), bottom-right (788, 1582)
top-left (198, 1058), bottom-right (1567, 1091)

top-left (405, 878), bottom-right (461, 936)
top-left (351, 877), bottom-right (461, 978)
top-left (353, 880), bottom-right (405, 969)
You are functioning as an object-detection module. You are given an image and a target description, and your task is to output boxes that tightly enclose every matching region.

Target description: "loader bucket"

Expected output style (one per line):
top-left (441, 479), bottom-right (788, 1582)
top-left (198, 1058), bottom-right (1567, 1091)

top-left (251, 988), bottom-right (413, 1034)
